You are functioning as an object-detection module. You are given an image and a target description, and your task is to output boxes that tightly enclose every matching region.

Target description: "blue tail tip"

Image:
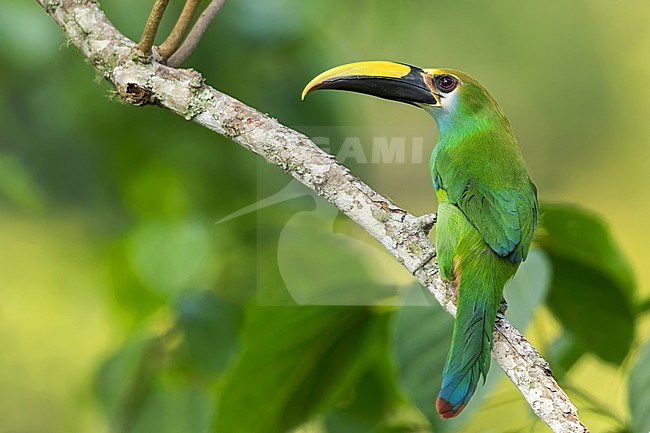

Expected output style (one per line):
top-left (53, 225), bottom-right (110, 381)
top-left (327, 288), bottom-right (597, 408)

top-left (436, 397), bottom-right (465, 419)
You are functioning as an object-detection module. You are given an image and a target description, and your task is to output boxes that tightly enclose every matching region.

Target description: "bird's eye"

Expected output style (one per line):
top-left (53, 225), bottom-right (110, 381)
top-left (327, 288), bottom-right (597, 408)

top-left (435, 75), bottom-right (459, 93)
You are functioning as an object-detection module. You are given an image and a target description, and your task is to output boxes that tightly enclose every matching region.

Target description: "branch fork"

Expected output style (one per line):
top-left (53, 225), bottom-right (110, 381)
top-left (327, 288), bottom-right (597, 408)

top-left (137, 0), bottom-right (226, 66)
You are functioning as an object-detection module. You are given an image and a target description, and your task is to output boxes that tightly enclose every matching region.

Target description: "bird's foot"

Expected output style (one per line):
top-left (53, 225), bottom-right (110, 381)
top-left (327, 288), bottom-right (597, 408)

top-left (408, 212), bottom-right (437, 235)
top-left (498, 297), bottom-right (509, 315)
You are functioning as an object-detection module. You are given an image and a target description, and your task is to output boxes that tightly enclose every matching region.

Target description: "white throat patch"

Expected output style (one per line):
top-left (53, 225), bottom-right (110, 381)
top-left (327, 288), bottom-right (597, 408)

top-left (440, 88), bottom-right (459, 113)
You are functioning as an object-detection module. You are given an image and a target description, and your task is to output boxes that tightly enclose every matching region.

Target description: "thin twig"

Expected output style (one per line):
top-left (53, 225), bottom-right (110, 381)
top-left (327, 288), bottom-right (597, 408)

top-left (167, 0), bottom-right (226, 67)
top-left (34, 2), bottom-right (591, 432)
top-left (158, 0), bottom-right (202, 59)
top-left (137, 0), bottom-right (171, 55)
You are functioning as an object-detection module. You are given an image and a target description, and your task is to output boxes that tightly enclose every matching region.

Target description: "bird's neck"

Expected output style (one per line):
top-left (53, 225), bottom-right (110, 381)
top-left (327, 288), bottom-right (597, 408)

top-left (426, 105), bottom-right (514, 149)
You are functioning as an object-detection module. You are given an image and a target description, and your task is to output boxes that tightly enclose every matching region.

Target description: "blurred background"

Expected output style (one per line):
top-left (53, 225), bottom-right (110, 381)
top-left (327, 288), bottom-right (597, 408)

top-left (1, 1), bottom-right (649, 432)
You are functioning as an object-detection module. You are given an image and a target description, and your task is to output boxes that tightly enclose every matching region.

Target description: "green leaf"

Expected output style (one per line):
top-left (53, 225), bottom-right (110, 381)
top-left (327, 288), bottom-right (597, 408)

top-left (324, 355), bottom-right (432, 433)
top-left (392, 304), bottom-right (452, 429)
top-left (127, 219), bottom-right (217, 297)
top-left (324, 357), bottom-right (400, 433)
top-left (637, 298), bottom-right (650, 316)
top-left (214, 305), bottom-right (390, 433)
top-left (538, 204), bottom-right (635, 294)
top-left (95, 323), bottom-right (179, 432)
top-left (503, 247), bottom-right (551, 330)
top-left (129, 374), bottom-right (214, 433)
top-left (96, 292), bottom-right (241, 432)
top-left (546, 333), bottom-right (587, 379)
top-left (95, 332), bottom-right (150, 421)
top-left (275, 196), bottom-right (417, 306)
top-left (629, 337), bottom-right (650, 433)
top-left (537, 203), bottom-right (636, 364)
top-left (175, 291), bottom-right (243, 375)
top-left (108, 242), bottom-right (167, 321)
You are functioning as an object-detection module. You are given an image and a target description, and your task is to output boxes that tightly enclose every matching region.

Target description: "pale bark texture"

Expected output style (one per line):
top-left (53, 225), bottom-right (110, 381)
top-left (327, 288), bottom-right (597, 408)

top-left (35, 1), bottom-right (589, 432)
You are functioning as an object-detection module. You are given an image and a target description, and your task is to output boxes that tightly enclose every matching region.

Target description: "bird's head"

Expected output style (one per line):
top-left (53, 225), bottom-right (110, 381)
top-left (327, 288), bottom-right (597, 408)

top-left (302, 61), bottom-right (506, 132)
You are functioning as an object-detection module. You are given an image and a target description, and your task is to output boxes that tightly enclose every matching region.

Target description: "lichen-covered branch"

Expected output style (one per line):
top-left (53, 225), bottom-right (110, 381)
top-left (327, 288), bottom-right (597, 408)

top-left (34, 1), bottom-right (589, 432)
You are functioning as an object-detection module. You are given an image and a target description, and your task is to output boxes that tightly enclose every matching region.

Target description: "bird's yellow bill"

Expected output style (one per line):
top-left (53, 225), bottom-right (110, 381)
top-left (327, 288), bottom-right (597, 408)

top-left (302, 61), bottom-right (411, 100)
top-left (301, 60), bottom-right (439, 106)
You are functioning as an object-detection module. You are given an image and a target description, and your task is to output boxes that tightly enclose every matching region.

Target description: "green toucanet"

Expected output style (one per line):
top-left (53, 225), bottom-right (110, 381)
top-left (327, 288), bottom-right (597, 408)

top-left (302, 61), bottom-right (538, 418)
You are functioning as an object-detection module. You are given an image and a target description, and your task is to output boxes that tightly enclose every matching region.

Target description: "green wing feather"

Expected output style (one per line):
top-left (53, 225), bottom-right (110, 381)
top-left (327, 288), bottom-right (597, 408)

top-left (432, 135), bottom-right (538, 263)
top-left (454, 180), bottom-right (537, 262)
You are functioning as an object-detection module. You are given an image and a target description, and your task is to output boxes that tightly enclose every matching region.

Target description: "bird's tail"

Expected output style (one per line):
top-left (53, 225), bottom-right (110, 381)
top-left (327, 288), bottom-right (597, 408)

top-left (435, 251), bottom-right (510, 419)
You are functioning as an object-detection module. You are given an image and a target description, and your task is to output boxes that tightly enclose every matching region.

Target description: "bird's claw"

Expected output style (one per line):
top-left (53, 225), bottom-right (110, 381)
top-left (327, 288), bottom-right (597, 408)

top-left (499, 297), bottom-right (509, 315)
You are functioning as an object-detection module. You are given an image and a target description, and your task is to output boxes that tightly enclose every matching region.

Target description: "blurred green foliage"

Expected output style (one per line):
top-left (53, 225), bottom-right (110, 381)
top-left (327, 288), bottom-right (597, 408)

top-left (1, 1), bottom-right (650, 433)
top-left (538, 204), bottom-right (637, 365)
top-left (629, 338), bottom-right (650, 433)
